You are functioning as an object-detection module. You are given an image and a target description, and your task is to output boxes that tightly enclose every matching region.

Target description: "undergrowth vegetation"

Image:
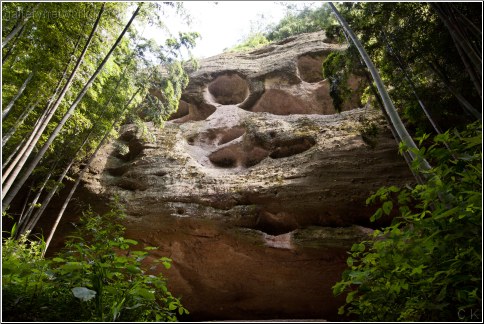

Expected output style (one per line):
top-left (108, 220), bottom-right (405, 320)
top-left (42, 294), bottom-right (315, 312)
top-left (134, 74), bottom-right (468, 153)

top-left (334, 121), bottom-right (482, 321)
top-left (2, 199), bottom-right (187, 322)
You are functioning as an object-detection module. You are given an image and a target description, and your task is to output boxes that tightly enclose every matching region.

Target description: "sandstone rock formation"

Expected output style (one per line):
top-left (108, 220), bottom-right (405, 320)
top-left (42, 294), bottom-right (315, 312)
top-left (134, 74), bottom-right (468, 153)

top-left (76, 30), bottom-right (413, 320)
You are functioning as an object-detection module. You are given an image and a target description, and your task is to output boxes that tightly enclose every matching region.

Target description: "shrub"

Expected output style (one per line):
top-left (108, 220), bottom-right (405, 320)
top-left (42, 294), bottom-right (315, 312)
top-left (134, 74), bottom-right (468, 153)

top-left (333, 121), bottom-right (482, 321)
top-left (2, 199), bottom-right (188, 322)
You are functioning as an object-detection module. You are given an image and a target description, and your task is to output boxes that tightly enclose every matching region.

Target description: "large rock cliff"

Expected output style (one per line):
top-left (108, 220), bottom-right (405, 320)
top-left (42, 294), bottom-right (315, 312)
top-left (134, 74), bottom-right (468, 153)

top-left (77, 30), bottom-right (413, 320)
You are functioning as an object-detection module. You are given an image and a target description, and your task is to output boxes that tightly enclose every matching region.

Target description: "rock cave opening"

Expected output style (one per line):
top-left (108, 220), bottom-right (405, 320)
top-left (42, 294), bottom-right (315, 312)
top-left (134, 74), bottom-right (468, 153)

top-left (167, 100), bottom-right (190, 121)
top-left (207, 73), bottom-right (250, 105)
top-left (115, 177), bottom-right (148, 191)
top-left (206, 134), bottom-right (316, 170)
top-left (209, 150), bottom-right (238, 168)
top-left (253, 210), bottom-right (299, 236)
top-left (208, 143), bottom-right (269, 169)
top-left (168, 101), bottom-right (217, 123)
top-left (269, 136), bottom-right (316, 159)
top-left (185, 126), bottom-right (246, 147)
top-left (107, 164), bottom-right (130, 176)
top-left (297, 53), bottom-right (326, 83)
top-left (217, 127), bottom-right (246, 145)
top-left (250, 89), bottom-right (312, 115)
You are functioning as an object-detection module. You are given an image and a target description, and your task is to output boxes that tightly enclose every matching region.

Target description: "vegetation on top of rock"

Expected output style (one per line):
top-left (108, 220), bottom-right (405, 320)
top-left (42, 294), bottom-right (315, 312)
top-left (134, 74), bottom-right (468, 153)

top-left (226, 33), bottom-right (270, 53)
top-left (265, 3), bottom-right (336, 42)
top-left (230, 2), bottom-right (481, 133)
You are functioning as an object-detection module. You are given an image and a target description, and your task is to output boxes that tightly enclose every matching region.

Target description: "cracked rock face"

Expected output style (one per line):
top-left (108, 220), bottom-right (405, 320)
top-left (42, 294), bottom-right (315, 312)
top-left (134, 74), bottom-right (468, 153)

top-left (79, 31), bottom-right (413, 321)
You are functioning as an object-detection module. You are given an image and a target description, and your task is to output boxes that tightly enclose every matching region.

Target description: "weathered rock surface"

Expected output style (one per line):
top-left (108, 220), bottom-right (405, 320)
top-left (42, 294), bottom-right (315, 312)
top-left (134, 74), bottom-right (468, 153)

top-left (78, 31), bottom-right (413, 321)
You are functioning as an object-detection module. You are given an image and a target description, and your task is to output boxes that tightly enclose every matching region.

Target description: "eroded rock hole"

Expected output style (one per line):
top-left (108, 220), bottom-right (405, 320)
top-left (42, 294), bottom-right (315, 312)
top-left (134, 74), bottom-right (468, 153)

top-left (186, 127), bottom-right (245, 147)
top-left (254, 210), bottom-right (299, 236)
top-left (167, 100), bottom-right (190, 121)
top-left (218, 127), bottom-right (245, 145)
top-left (126, 139), bottom-right (144, 161)
top-left (187, 136), bottom-right (195, 145)
top-left (275, 36), bottom-right (297, 45)
top-left (208, 74), bottom-right (249, 105)
top-left (249, 45), bottom-right (276, 56)
top-left (297, 54), bottom-right (326, 83)
top-left (116, 178), bottom-right (148, 191)
top-left (168, 101), bottom-right (216, 124)
top-left (270, 137), bottom-right (316, 159)
top-left (244, 147), bottom-right (269, 168)
top-left (251, 89), bottom-right (311, 115)
top-left (209, 150), bottom-right (238, 168)
top-left (107, 164), bottom-right (131, 176)
top-left (153, 170), bottom-right (167, 177)
top-left (208, 144), bottom-right (269, 169)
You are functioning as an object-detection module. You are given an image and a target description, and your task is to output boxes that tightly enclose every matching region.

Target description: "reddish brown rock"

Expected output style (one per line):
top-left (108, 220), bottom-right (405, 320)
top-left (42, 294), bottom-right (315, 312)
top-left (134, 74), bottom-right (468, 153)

top-left (61, 31), bottom-right (414, 321)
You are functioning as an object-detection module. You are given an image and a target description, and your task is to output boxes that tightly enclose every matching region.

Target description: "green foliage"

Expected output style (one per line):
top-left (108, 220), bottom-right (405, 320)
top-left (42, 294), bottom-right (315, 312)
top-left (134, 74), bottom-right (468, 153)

top-left (333, 121), bottom-right (482, 321)
top-left (2, 2), bottom-right (199, 229)
top-left (226, 33), bottom-right (270, 53)
top-left (332, 2), bottom-right (481, 132)
top-left (358, 119), bottom-right (379, 148)
top-left (130, 31), bottom-right (199, 127)
top-left (2, 199), bottom-right (188, 321)
top-left (265, 3), bottom-right (336, 42)
top-left (2, 232), bottom-right (60, 322)
top-left (322, 46), bottom-right (365, 112)
top-left (322, 51), bottom-right (351, 112)
top-left (227, 3), bottom-right (335, 53)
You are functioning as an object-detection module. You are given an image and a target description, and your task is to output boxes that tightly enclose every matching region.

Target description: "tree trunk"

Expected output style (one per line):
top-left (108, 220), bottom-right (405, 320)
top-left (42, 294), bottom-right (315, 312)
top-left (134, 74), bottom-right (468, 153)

top-left (16, 181), bottom-right (33, 235)
top-left (379, 30), bottom-right (443, 134)
top-left (2, 98), bottom-right (54, 183)
top-left (429, 61), bottom-right (481, 120)
top-left (328, 2), bottom-right (431, 175)
top-left (1, 3), bottom-right (105, 202)
top-left (25, 69), bottom-right (141, 237)
top-left (42, 87), bottom-right (142, 256)
top-left (362, 69), bottom-right (425, 185)
top-left (2, 4), bottom-right (142, 212)
top-left (2, 3), bottom-right (39, 48)
top-left (2, 97), bottom-right (40, 146)
top-left (21, 145), bottom-right (83, 236)
top-left (2, 71), bottom-right (34, 120)
top-left (16, 166), bottom-right (55, 237)
top-left (431, 3), bottom-right (482, 92)
top-left (448, 27), bottom-right (482, 98)
top-left (3, 137), bottom-right (26, 170)
top-left (3, 39), bottom-right (83, 183)
top-left (2, 23), bottom-right (26, 63)
top-left (43, 31), bottom-right (85, 115)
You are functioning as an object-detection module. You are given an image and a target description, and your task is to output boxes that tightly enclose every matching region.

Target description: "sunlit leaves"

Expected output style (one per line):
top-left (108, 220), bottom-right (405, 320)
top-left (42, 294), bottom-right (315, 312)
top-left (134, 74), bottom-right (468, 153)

top-left (334, 121), bottom-right (482, 321)
top-left (337, 2), bottom-right (481, 131)
top-left (3, 197), bottom-right (186, 321)
top-left (265, 3), bottom-right (336, 42)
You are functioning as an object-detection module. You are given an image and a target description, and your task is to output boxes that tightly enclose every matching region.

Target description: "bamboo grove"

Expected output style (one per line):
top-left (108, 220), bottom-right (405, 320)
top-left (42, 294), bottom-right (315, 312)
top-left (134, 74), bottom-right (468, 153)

top-left (2, 2), bottom-right (199, 247)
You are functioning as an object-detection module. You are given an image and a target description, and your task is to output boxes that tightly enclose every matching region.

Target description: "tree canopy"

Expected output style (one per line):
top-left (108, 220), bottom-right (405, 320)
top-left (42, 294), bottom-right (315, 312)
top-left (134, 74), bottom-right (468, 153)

top-left (2, 1), bottom-right (199, 237)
